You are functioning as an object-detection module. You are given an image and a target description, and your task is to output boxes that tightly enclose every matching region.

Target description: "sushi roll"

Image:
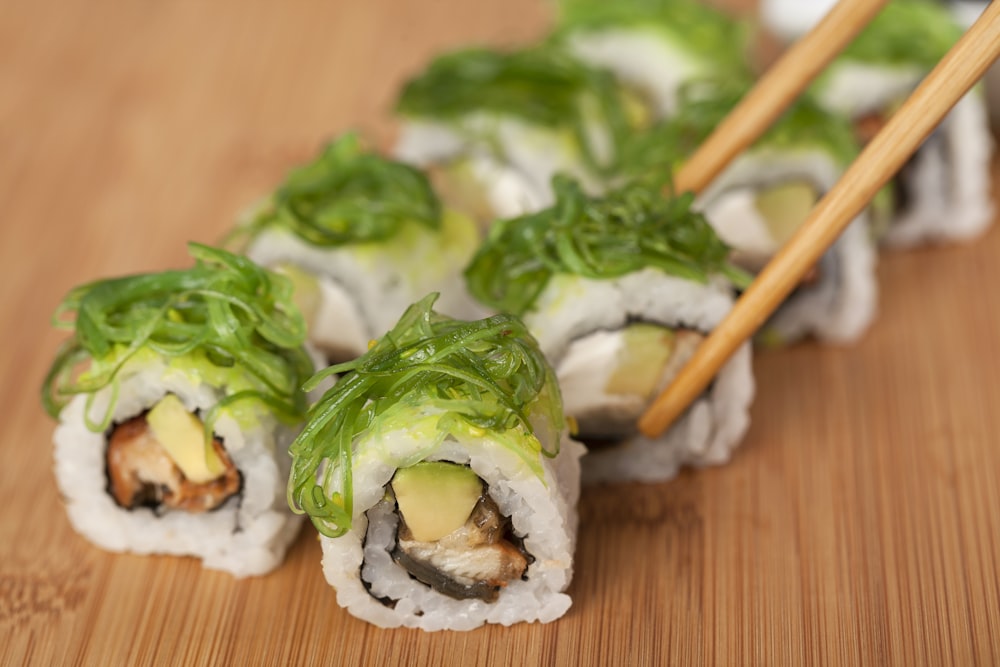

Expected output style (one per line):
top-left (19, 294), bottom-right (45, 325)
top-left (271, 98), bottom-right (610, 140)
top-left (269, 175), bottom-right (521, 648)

top-left (42, 244), bottom-right (316, 577)
top-left (761, 0), bottom-right (995, 246)
top-left (465, 176), bottom-right (754, 484)
top-left (628, 81), bottom-right (879, 345)
top-left (393, 45), bottom-right (643, 226)
top-left (758, 0), bottom-right (836, 43)
top-left (288, 294), bottom-right (584, 631)
top-left (230, 132), bottom-right (484, 363)
top-left (552, 0), bottom-right (750, 119)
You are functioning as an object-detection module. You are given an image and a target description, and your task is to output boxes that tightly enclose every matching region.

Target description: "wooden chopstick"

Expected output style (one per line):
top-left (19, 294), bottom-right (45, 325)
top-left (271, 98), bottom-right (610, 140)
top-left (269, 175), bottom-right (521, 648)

top-left (672, 0), bottom-right (890, 196)
top-left (639, 0), bottom-right (1000, 439)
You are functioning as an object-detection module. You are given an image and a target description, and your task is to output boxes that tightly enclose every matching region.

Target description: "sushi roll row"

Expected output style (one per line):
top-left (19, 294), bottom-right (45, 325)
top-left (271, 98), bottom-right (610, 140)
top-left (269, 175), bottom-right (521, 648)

top-left (41, 0), bottom-right (993, 634)
top-left (42, 134), bottom-right (750, 629)
top-left (393, 9), bottom-right (871, 346)
top-left (43, 243), bottom-right (585, 629)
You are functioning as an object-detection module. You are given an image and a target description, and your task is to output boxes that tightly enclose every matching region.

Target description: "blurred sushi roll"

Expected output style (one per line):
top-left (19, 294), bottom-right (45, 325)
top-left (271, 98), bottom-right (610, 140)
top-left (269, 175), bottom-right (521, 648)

top-left (551, 0), bottom-right (751, 119)
top-left (634, 82), bottom-right (879, 345)
top-left (465, 176), bottom-right (754, 484)
top-left (229, 133), bottom-right (485, 363)
top-left (761, 0), bottom-right (995, 246)
top-left (288, 294), bottom-right (583, 631)
top-left (42, 244), bottom-right (316, 577)
top-left (392, 45), bottom-right (644, 227)
top-left (758, 0), bottom-right (836, 43)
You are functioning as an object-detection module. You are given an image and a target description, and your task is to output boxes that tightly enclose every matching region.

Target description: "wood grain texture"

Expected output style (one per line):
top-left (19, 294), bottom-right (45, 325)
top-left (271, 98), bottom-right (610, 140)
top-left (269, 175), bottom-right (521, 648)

top-left (1, 0), bottom-right (998, 664)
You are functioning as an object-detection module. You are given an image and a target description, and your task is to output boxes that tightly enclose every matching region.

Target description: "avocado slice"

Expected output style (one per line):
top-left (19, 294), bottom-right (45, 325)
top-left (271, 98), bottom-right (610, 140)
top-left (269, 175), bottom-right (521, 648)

top-left (753, 181), bottom-right (818, 246)
top-left (146, 394), bottom-right (227, 483)
top-left (391, 462), bottom-right (483, 542)
top-left (605, 324), bottom-right (676, 399)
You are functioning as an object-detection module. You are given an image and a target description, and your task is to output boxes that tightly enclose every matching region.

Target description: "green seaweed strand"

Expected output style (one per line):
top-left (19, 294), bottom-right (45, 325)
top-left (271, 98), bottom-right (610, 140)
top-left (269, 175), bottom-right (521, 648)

top-left (464, 175), bottom-right (750, 316)
top-left (554, 0), bottom-right (750, 72)
top-left (395, 45), bottom-right (634, 176)
top-left (615, 77), bottom-right (860, 184)
top-left (41, 243), bottom-right (314, 431)
top-left (838, 0), bottom-right (961, 69)
top-left (231, 132), bottom-right (442, 249)
top-left (287, 294), bottom-right (562, 538)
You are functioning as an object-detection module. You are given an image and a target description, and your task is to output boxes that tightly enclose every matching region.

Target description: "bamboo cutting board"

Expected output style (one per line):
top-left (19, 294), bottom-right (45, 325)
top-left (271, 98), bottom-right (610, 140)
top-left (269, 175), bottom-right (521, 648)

top-left (2, 0), bottom-right (999, 664)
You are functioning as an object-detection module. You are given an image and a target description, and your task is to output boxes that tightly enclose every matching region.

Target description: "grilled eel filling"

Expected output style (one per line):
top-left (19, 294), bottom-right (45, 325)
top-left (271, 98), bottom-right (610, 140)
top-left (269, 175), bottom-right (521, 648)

top-left (105, 407), bottom-right (242, 513)
top-left (379, 465), bottom-right (531, 604)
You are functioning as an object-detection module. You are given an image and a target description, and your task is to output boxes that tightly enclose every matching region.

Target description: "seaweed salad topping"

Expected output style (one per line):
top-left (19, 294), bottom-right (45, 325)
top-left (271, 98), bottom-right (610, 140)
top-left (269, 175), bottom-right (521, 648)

top-left (464, 176), bottom-right (750, 316)
top-left (395, 45), bottom-right (634, 174)
top-left (836, 0), bottom-right (962, 69)
top-left (42, 243), bottom-right (314, 433)
top-left (615, 77), bottom-right (860, 184)
top-left (554, 0), bottom-right (749, 72)
top-left (287, 294), bottom-right (563, 538)
top-left (233, 132), bottom-right (442, 249)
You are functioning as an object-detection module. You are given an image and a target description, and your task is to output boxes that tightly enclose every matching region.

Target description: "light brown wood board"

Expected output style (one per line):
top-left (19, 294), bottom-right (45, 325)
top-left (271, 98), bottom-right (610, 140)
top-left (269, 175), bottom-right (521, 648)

top-left (2, 0), bottom-right (998, 664)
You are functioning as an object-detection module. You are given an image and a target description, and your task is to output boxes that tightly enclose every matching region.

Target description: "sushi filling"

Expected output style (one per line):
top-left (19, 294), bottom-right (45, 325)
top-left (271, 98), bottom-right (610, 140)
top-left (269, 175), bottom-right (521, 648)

top-left (557, 323), bottom-right (705, 440)
top-left (105, 396), bottom-right (242, 513)
top-left (702, 179), bottom-right (820, 277)
top-left (370, 462), bottom-right (530, 603)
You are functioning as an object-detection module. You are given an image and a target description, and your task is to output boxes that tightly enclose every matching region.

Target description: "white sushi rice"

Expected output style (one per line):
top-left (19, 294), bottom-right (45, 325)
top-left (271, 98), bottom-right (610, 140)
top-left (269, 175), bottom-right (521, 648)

top-left (759, 0), bottom-right (836, 43)
top-left (879, 92), bottom-right (995, 247)
top-left (816, 63), bottom-right (995, 247)
top-left (523, 270), bottom-right (754, 484)
top-left (394, 114), bottom-right (610, 210)
top-left (698, 147), bottom-right (878, 344)
top-left (452, 151), bottom-right (553, 221)
top-left (318, 417), bottom-right (585, 631)
top-left (814, 63), bottom-right (925, 119)
top-left (246, 212), bottom-right (487, 352)
top-left (562, 27), bottom-right (714, 118)
top-left (52, 354), bottom-right (303, 577)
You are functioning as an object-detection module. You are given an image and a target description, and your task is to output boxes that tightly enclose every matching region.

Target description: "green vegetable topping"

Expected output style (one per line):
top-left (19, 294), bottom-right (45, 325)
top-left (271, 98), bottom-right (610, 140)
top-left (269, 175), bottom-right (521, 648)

top-left (287, 294), bottom-right (562, 538)
top-left (464, 176), bottom-right (750, 316)
top-left (836, 0), bottom-right (961, 69)
top-left (616, 77), bottom-right (860, 183)
top-left (554, 0), bottom-right (750, 73)
top-left (230, 132), bottom-right (442, 249)
top-left (42, 243), bottom-right (314, 434)
top-left (395, 45), bottom-right (634, 174)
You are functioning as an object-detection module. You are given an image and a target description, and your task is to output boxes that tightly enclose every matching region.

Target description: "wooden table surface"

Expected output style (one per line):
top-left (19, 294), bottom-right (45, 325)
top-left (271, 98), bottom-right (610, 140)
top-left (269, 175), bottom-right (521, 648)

top-left (3, 0), bottom-right (999, 664)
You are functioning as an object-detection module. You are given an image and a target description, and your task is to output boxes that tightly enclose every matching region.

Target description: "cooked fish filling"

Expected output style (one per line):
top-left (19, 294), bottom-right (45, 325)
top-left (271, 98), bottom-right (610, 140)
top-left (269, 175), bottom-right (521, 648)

top-left (391, 491), bottom-right (530, 603)
top-left (106, 413), bottom-right (242, 512)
